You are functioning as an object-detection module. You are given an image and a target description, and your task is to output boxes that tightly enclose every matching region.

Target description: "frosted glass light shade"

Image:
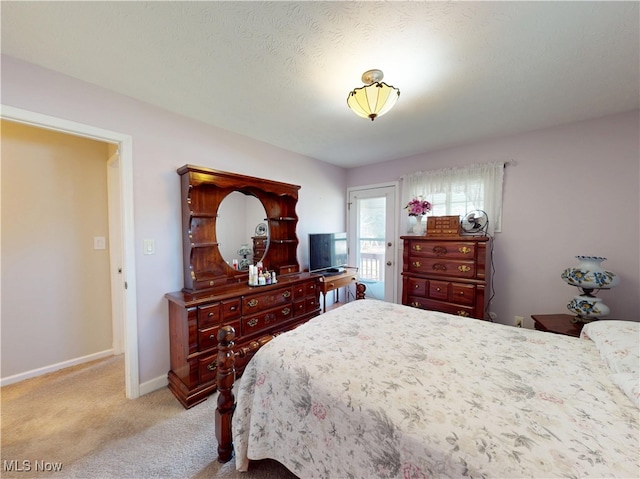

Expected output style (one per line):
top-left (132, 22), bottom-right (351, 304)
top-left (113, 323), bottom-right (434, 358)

top-left (347, 81), bottom-right (400, 121)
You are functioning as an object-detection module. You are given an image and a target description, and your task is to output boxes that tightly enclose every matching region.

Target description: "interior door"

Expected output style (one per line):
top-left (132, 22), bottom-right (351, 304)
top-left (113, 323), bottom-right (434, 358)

top-left (347, 184), bottom-right (397, 302)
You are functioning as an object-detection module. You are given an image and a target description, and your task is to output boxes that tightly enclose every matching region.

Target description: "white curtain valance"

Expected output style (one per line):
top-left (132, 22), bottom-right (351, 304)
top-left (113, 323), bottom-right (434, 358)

top-left (401, 161), bottom-right (505, 233)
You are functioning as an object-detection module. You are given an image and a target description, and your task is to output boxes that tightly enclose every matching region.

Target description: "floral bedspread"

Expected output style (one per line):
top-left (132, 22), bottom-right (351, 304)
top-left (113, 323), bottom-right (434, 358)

top-left (232, 299), bottom-right (639, 478)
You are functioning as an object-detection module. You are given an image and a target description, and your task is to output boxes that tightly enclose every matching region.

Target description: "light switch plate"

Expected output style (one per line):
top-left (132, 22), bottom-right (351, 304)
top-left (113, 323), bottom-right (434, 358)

top-left (94, 236), bottom-right (106, 250)
top-left (143, 239), bottom-right (156, 255)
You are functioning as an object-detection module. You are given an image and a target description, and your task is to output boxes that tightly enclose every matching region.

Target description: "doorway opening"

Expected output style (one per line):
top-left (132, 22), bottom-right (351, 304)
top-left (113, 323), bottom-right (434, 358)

top-left (1, 105), bottom-right (139, 399)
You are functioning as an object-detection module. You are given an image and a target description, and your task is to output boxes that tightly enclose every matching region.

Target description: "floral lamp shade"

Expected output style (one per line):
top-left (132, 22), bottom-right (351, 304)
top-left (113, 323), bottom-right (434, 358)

top-left (561, 256), bottom-right (619, 322)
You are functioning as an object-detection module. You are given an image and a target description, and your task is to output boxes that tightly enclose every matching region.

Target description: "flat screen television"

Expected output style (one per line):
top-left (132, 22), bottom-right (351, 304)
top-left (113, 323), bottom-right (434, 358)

top-left (309, 232), bottom-right (348, 273)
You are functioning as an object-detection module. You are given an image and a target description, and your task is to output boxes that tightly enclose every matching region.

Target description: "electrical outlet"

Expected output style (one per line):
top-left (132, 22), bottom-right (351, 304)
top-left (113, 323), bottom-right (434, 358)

top-left (488, 312), bottom-right (497, 320)
top-left (514, 315), bottom-right (524, 328)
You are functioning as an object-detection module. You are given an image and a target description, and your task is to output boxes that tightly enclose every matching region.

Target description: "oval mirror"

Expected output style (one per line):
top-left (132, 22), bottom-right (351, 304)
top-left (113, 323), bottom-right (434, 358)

top-left (217, 191), bottom-right (267, 270)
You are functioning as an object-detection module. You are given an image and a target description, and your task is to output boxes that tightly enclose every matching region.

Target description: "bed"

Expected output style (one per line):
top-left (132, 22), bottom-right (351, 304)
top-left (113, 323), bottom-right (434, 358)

top-left (215, 299), bottom-right (639, 478)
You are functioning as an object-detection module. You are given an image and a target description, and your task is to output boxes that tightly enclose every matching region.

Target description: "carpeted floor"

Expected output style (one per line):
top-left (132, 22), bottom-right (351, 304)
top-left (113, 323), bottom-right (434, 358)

top-left (1, 355), bottom-right (298, 479)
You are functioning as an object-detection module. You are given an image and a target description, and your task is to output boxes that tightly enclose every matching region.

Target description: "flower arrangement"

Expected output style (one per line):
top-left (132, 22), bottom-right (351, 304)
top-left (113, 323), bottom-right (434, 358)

top-left (404, 197), bottom-right (432, 216)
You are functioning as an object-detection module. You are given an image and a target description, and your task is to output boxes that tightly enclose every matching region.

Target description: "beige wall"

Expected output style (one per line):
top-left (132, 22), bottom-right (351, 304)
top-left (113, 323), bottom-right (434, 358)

top-left (1, 120), bottom-right (113, 377)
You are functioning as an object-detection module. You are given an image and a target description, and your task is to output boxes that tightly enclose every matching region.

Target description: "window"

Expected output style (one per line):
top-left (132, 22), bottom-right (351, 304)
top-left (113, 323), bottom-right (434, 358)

top-left (401, 162), bottom-right (504, 233)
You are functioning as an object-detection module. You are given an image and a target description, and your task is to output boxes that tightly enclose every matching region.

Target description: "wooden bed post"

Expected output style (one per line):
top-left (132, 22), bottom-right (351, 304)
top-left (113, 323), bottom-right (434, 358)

top-left (216, 325), bottom-right (236, 463)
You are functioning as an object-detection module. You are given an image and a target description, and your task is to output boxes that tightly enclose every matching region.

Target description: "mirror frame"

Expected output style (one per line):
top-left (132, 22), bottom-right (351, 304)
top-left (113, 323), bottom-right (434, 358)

top-left (178, 165), bottom-right (301, 292)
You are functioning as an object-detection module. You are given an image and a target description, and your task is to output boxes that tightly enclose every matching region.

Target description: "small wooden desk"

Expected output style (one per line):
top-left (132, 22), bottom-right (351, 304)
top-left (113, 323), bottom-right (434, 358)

top-left (317, 267), bottom-right (358, 313)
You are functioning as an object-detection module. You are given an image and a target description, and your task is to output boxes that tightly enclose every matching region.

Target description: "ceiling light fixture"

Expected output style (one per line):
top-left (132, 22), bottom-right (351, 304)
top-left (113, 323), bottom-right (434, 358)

top-left (347, 69), bottom-right (400, 121)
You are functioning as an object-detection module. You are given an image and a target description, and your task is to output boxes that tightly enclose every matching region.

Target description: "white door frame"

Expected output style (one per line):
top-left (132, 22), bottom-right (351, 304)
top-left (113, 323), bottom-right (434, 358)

top-left (347, 181), bottom-right (400, 303)
top-left (1, 105), bottom-right (140, 399)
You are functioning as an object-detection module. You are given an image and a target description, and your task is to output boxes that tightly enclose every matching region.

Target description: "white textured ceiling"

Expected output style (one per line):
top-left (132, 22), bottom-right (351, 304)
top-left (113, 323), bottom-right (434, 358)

top-left (2, 1), bottom-right (639, 168)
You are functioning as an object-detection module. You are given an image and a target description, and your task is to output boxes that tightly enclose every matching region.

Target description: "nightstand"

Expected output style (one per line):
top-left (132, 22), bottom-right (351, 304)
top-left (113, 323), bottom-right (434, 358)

top-left (531, 314), bottom-right (584, 338)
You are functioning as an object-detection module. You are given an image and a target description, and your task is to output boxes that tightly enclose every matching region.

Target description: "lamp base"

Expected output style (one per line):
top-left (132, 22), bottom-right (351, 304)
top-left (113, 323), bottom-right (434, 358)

top-left (567, 294), bottom-right (609, 321)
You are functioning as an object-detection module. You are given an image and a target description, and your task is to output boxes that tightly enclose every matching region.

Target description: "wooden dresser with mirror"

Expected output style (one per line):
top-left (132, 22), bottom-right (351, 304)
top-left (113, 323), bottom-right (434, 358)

top-left (165, 165), bottom-right (320, 408)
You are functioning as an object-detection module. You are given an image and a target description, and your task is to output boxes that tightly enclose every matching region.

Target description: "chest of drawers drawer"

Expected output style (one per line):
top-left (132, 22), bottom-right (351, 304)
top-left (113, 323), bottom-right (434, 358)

top-left (407, 296), bottom-right (475, 318)
top-left (408, 241), bottom-right (477, 259)
top-left (407, 257), bottom-right (476, 279)
top-left (409, 279), bottom-right (477, 306)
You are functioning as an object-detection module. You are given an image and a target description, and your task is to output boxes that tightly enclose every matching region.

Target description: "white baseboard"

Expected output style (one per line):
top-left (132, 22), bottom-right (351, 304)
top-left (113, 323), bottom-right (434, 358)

top-left (0, 349), bottom-right (115, 387)
top-left (138, 374), bottom-right (168, 396)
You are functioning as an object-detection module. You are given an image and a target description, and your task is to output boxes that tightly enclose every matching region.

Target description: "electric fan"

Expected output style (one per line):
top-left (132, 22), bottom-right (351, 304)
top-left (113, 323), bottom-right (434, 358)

top-left (460, 210), bottom-right (489, 235)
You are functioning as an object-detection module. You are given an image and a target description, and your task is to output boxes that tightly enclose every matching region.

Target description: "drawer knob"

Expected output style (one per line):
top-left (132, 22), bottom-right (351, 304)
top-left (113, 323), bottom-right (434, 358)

top-left (457, 311), bottom-right (470, 317)
top-left (459, 291), bottom-right (464, 296)
top-left (209, 334), bottom-right (215, 340)
top-left (458, 265), bottom-right (471, 272)
top-left (207, 363), bottom-right (217, 372)
top-left (412, 261), bottom-right (422, 268)
top-left (282, 290), bottom-right (291, 298)
top-left (414, 284), bottom-right (420, 289)
top-left (248, 318), bottom-right (259, 327)
top-left (282, 307), bottom-right (291, 316)
top-left (248, 299), bottom-right (259, 307)
top-left (208, 312), bottom-right (214, 317)
top-left (458, 246), bottom-right (472, 254)
top-left (436, 287), bottom-right (441, 292)
top-left (411, 301), bottom-right (420, 307)
top-left (230, 306), bottom-right (237, 311)
top-left (413, 244), bottom-right (422, 251)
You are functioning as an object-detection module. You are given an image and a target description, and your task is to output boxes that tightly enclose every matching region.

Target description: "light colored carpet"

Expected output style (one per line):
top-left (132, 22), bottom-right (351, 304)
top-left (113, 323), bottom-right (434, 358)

top-left (1, 355), bottom-right (297, 479)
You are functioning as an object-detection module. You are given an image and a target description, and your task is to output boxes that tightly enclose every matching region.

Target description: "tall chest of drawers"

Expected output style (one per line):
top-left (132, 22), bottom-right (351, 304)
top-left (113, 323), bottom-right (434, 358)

top-left (165, 273), bottom-right (319, 408)
top-left (401, 236), bottom-right (491, 320)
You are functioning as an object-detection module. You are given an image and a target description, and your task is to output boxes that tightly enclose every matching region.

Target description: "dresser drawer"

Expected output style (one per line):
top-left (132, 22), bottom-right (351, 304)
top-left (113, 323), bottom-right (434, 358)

top-left (293, 283), bottom-right (307, 299)
top-left (221, 299), bottom-right (241, 320)
top-left (408, 241), bottom-right (477, 259)
top-left (198, 352), bottom-right (219, 384)
top-left (451, 283), bottom-right (476, 306)
top-left (407, 278), bottom-right (427, 296)
top-left (293, 298), bottom-right (305, 315)
top-left (241, 304), bottom-right (294, 337)
top-left (243, 287), bottom-right (293, 314)
top-left (305, 280), bottom-right (318, 295)
top-left (197, 303), bottom-right (221, 328)
top-left (429, 280), bottom-right (449, 301)
top-left (408, 257), bottom-right (476, 279)
top-left (198, 319), bottom-right (241, 352)
top-left (426, 281), bottom-right (476, 306)
top-left (304, 296), bottom-right (318, 314)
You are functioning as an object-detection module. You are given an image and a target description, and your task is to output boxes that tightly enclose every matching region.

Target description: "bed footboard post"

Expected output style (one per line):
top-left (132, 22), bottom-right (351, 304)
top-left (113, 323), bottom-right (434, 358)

top-left (216, 325), bottom-right (236, 463)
